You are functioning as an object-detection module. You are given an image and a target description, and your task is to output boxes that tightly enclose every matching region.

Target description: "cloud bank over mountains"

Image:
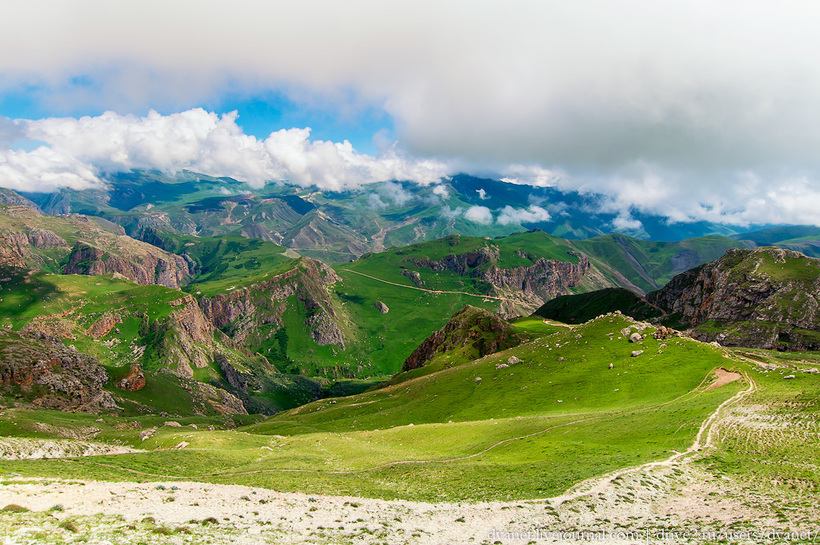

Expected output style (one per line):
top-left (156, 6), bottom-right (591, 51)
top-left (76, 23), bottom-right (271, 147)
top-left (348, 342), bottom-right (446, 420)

top-left (2, 109), bottom-right (447, 192)
top-left (1, 1), bottom-right (820, 226)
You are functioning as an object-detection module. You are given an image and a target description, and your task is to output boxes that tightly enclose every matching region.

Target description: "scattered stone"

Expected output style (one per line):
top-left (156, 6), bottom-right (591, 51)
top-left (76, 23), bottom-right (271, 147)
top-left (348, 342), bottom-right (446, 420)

top-left (139, 428), bottom-right (156, 441)
top-left (118, 364), bottom-right (146, 392)
top-left (495, 363), bottom-right (509, 370)
top-left (784, 375), bottom-right (796, 380)
top-left (174, 441), bottom-right (189, 450)
top-left (620, 327), bottom-right (633, 337)
top-left (609, 363), bottom-right (614, 369)
top-left (474, 377), bottom-right (483, 383)
top-left (374, 301), bottom-right (389, 314)
top-left (163, 421), bottom-right (182, 428)
top-left (507, 356), bottom-right (522, 365)
top-left (557, 357), bottom-right (565, 362)
top-left (631, 350), bottom-right (644, 357)
top-left (629, 332), bottom-right (642, 343)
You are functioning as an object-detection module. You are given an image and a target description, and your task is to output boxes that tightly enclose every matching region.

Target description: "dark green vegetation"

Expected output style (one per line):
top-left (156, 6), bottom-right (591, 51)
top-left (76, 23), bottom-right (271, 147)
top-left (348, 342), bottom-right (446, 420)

top-left (0, 314), bottom-right (750, 501)
top-left (534, 287), bottom-right (663, 324)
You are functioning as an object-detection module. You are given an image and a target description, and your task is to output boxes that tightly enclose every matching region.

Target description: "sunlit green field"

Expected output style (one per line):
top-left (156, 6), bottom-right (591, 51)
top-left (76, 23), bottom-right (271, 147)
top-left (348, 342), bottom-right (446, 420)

top-left (0, 315), bottom-right (760, 502)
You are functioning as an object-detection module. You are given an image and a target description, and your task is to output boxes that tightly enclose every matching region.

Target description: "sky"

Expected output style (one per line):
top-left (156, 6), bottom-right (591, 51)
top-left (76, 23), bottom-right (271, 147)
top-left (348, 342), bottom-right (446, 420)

top-left (1, 0), bottom-right (820, 227)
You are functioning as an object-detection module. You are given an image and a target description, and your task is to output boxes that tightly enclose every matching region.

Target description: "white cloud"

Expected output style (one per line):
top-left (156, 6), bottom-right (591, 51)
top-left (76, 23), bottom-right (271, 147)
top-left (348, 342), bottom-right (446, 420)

top-left (0, 146), bottom-right (103, 192)
top-left (612, 213), bottom-right (644, 232)
top-left (7, 109), bottom-right (449, 192)
top-left (497, 205), bottom-right (551, 226)
top-left (432, 184), bottom-right (450, 200)
top-left (440, 205), bottom-right (463, 220)
top-left (367, 193), bottom-right (388, 209)
top-left (476, 188), bottom-right (487, 200)
top-left (377, 181), bottom-right (414, 206)
top-left (464, 205), bottom-right (493, 225)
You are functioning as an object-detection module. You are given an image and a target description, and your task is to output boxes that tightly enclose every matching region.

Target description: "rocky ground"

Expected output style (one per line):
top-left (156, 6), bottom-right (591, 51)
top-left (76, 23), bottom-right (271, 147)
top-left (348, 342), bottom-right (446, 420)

top-left (0, 459), bottom-right (816, 545)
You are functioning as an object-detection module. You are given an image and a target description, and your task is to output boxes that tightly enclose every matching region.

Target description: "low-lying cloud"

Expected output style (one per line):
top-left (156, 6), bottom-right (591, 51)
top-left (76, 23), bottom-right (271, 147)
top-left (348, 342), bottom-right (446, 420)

top-left (497, 205), bottom-right (550, 226)
top-left (6, 109), bottom-right (448, 192)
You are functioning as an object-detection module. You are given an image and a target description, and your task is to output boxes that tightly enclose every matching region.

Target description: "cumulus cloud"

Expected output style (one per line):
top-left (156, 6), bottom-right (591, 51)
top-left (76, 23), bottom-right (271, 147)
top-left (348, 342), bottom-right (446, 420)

top-left (377, 181), bottom-right (415, 206)
top-left (464, 205), bottom-right (493, 225)
top-left (0, 146), bottom-right (103, 192)
top-left (612, 213), bottom-right (644, 232)
top-left (6, 109), bottom-right (448, 192)
top-left (0, 118), bottom-right (25, 147)
top-left (432, 184), bottom-right (450, 200)
top-left (497, 205), bottom-right (551, 226)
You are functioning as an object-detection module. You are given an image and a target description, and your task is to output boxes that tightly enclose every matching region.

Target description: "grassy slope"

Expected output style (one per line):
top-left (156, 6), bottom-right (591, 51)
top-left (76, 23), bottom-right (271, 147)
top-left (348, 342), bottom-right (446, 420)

top-left (697, 348), bottom-right (820, 512)
top-left (343, 231), bottom-right (580, 294)
top-left (571, 234), bottom-right (750, 293)
top-left (0, 315), bottom-right (749, 502)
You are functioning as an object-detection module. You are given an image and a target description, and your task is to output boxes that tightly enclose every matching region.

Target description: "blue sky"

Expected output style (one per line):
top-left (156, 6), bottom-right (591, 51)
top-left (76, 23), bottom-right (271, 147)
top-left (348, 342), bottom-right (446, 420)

top-left (1, 1), bottom-right (820, 226)
top-left (0, 84), bottom-right (392, 155)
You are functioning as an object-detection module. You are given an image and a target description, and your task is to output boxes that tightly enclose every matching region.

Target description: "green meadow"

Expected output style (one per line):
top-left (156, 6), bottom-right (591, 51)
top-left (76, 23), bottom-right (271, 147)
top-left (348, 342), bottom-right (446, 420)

top-left (0, 315), bottom-right (758, 502)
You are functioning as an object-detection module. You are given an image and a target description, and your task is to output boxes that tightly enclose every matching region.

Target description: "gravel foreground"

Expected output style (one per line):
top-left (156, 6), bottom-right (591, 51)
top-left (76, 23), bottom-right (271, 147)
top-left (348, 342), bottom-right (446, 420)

top-left (1, 461), bottom-right (817, 545)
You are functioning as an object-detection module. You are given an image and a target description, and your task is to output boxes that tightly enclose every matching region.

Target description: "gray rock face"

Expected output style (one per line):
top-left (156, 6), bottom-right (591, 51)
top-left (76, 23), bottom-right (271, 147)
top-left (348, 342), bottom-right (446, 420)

top-left (374, 301), bottom-right (390, 314)
top-left (0, 330), bottom-right (116, 413)
top-left (648, 247), bottom-right (820, 350)
top-left (199, 258), bottom-right (345, 350)
top-left (409, 245), bottom-right (591, 310)
top-left (26, 228), bottom-right (66, 249)
top-left (63, 241), bottom-right (191, 288)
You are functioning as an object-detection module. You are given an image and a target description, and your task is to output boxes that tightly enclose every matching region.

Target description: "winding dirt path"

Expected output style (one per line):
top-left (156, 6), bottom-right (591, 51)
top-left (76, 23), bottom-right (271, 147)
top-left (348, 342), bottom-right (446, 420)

top-left (339, 268), bottom-right (511, 302)
top-left (549, 373), bottom-right (756, 506)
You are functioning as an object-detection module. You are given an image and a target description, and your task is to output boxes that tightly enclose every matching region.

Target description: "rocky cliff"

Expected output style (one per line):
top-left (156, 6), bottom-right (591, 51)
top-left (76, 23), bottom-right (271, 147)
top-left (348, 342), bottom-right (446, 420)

top-left (199, 258), bottom-right (345, 349)
top-left (155, 294), bottom-right (217, 378)
top-left (410, 245), bottom-right (590, 309)
top-left (0, 330), bottom-right (116, 413)
top-left (64, 241), bottom-right (191, 288)
top-left (402, 305), bottom-right (522, 372)
top-left (648, 247), bottom-right (820, 349)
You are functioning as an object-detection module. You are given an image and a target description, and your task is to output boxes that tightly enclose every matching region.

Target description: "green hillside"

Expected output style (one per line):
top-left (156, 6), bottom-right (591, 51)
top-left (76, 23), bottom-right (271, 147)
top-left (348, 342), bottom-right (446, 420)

top-left (570, 234), bottom-right (750, 292)
top-left (0, 314), bottom-right (749, 502)
top-left (534, 287), bottom-right (663, 324)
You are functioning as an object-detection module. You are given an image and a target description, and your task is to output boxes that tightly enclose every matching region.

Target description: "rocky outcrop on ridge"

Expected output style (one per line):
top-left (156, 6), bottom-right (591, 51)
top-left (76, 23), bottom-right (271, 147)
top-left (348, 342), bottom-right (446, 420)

top-left (64, 241), bottom-right (191, 288)
top-left (402, 305), bottom-right (522, 372)
top-left (648, 247), bottom-right (820, 350)
top-left (200, 258), bottom-right (345, 349)
top-left (409, 244), bottom-right (590, 309)
top-left (0, 329), bottom-right (116, 413)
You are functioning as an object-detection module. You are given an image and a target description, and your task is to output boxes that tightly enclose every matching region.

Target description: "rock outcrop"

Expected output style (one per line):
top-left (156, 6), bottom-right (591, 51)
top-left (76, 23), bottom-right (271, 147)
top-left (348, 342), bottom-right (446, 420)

top-left (409, 244), bottom-right (590, 309)
top-left (119, 365), bottom-right (146, 391)
top-left (402, 305), bottom-right (522, 372)
top-left (200, 258), bottom-right (345, 349)
top-left (0, 330), bottom-right (116, 413)
top-left (63, 241), bottom-right (191, 288)
top-left (648, 247), bottom-right (820, 350)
